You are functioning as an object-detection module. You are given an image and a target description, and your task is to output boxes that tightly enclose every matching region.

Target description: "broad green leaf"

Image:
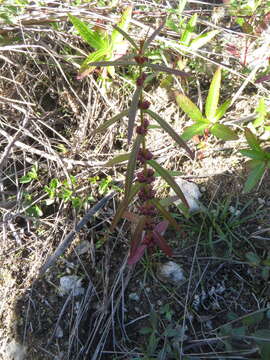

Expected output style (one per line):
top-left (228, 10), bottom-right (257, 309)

top-left (128, 87), bottom-right (142, 143)
top-left (239, 149), bottom-right (266, 160)
top-left (175, 92), bottom-right (204, 122)
top-left (210, 123), bottom-right (238, 141)
top-left (190, 30), bottom-right (219, 50)
top-left (181, 122), bottom-right (209, 141)
top-left (243, 162), bottom-right (265, 193)
top-left (245, 159), bottom-right (263, 169)
top-left (147, 159), bottom-right (189, 209)
top-left (214, 99), bottom-right (231, 121)
top-left (105, 153), bottom-right (130, 167)
top-left (243, 310), bottom-right (264, 325)
top-left (78, 47), bottom-right (111, 79)
top-left (145, 109), bottom-right (194, 159)
top-left (205, 67), bottom-right (221, 122)
top-left (124, 135), bottom-right (142, 199)
top-left (68, 14), bottom-right (106, 49)
top-left (254, 97), bottom-right (267, 127)
top-left (181, 13), bottom-right (197, 46)
top-left (252, 329), bottom-right (270, 343)
top-left (244, 128), bottom-right (262, 151)
top-left (149, 198), bottom-right (181, 232)
top-left (111, 6), bottom-right (132, 49)
top-left (90, 109), bottom-right (128, 136)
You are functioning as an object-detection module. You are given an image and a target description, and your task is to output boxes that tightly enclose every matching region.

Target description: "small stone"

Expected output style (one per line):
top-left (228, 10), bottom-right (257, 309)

top-left (4, 340), bottom-right (27, 360)
top-left (129, 292), bottom-right (140, 301)
top-left (58, 275), bottom-right (85, 296)
top-left (170, 178), bottom-right (201, 212)
top-left (258, 198), bottom-right (265, 205)
top-left (158, 261), bottom-right (186, 284)
top-left (75, 240), bottom-right (91, 255)
top-left (55, 326), bottom-right (63, 338)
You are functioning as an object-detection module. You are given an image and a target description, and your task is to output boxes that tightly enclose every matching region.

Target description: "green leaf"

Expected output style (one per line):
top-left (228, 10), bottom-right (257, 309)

top-left (111, 6), bottom-right (132, 50)
top-left (175, 92), bottom-right (204, 122)
top-left (254, 98), bottom-right (267, 127)
top-left (205, 67), bottom-right (221, 122)
top-left (181, 13), bottom-right (197, 46)
top-left (214, 99), bottom-right (231, 121)
top-left (181, 122), bottom-right (209, 141)
top-left (112, 25), bottom-right (139, 50)
top-left (243, 310), bottom-right (264, 326)
top-left (68, 14), bottom-right (106, 49)
top-left (244, 128), bottom-right (262, 151)
top-left (105, 153), bottom-right (130, 166)
top-left (210, 123), bottom-right (238, 141)
top-left (149, 198), bottom-right (181, 232)
top-left (20, 175), bottom-right (33, 184)
top-left (245, 251), bottom-right (261, 266)
top-left (190, 30), bottom-right (219, 50)
top-left (90, 109), bottom-right (128, 137)
top-left (243, 162), bottom-right (266, 193)
top-left (78, 47), bottom-right (111, 79)
top-left (145, 109), bottom-right (194, 158)
top-left (148, 64), bottom-right (190, 78)
top-left (147, 159), bottom-right (189, 209)
top-left (239, 149), bottom-right (266, 160)
top-left (124, 135), bottom-right (142, 199)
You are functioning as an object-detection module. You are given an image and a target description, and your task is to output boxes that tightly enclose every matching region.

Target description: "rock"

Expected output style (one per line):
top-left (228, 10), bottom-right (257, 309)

top-left (128, 292), bottom-right (140, 301)
top-left (4, 340), bottom-right (27, 360)
top-left (75, 241), bottom-right (91, 255)
top-left (58, 275), bottom-right (85, 296)
top-left (170, 178), bottom-right (201, 212)
top-left (158, 261), bottom-right (186, 284)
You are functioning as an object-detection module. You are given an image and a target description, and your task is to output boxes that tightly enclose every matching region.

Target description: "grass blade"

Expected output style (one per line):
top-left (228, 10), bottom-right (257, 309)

top-left (145, 109), bottom-right (194, 159)
top-left (190, 30), bottom-right (219, 50)
top-left (215, 99), bottom-right (231, 121)
top-left (147, 159), bottom-right (189, 209)
top-left (148, 64), bottom-right (190, 78)
top-left (113, 25), bottom-right (139, 50)
top-left (205, 67), bottom-right (221, 122)
top-left (85, 59), bottom-right (137, 67)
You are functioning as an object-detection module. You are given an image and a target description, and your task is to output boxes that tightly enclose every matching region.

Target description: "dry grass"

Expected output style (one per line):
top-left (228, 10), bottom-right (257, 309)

top-left (1, 1), bottom-right (270, 359)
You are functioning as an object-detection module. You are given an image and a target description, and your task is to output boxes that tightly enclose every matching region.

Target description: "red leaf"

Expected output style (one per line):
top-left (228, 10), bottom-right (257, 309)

top-left (153, 231), bottom-right (173, 257)
top-left (154, 220), bottom-right (169, 236)
top-left (127, 244), bottom-right (147, 265)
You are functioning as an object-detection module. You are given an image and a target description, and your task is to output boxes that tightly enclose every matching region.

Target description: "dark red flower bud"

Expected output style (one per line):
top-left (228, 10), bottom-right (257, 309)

top-left (136, 125), bottom-right (148, 135)
top-left (136, 72), bottom-right (147, 87)
top-left (134, 56), bottom-right (148, 65)
top-left (137, 148), bottom-right (153, 164)
top-left (138, 100), bottom-right (151, 110)
top-left (142, 118), bottom-right (150, 128)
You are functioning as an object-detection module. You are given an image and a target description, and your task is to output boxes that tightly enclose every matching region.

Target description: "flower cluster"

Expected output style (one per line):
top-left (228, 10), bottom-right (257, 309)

top-left (136, 118), bottom-right (149, 135)
top-left (137, 148), bottom-right (153, 163)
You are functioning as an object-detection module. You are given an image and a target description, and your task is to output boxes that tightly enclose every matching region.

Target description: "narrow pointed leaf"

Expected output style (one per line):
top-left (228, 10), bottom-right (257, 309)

top-left (150, 199), bottom-right (181, 232)
top-left (148, 64), bottom-right (190, 78)
top-left (85, 59), bottom-right (137, 67)
top-left (190, 30), bottom-right (219, 50)
top-left (90, 109), bottom-right (128, 137)
top-left (205, 67), bottom-right (221, 122)
top-left (113, 25), bottom-right (139, 50)
top-left (128, 215), bottom-right (147, 265)
top-left (147, 159), bottom-right (189, 209)
top-left (145, 109), bottom-right (194, 159)
top-left (78, 47), bottom-right (111, 79)
top-left (214, 99), bottom-right (231, 121)
top-left (181, 122), bottom-right (209, 141)
top-left (109, 182), bottom-right (143, 232)
top-left (175, 92), bottom-right (204, 122)
top-left (105, 153), bottom-right (130, 167)
top-left (239, 149), bottom-right (266, 160)
top-left (254, 98), bottom-right (267, 127)
top-left (181, 13), bottom-right (197, 46)
top-left (142, 19), bottom-right (166, 53)
top-left (127, 244), bottom-right (147, 265)
top-left (210, 123), bottom-right (238, 141)
top-left (243, 162), bottom-right (265, 193)
top-left (111, 6), bottom-right (133, 49)
top-left (153, 231), bottom-right (173, 257)
top-left (68, 14), bottom-right (106, 49)
top-left (154, 220), bottom-right (169, 235)
top-left (128, 87), bottom-right (142, 143)
top-left (124, 135), bottom-right (142, 199)
top-left (244, 128), bottom-right (262, 151)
